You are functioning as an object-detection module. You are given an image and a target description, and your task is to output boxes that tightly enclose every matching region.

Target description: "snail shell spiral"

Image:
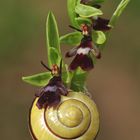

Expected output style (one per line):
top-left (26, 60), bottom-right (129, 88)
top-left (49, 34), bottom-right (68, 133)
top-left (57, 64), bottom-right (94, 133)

top-left (29, 91), bottom-right (99, 140)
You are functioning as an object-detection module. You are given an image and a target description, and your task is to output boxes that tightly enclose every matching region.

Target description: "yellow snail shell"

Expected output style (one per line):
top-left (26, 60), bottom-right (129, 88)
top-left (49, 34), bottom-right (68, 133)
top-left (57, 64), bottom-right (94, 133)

top-left (29, 91), bottom-right (99, 140)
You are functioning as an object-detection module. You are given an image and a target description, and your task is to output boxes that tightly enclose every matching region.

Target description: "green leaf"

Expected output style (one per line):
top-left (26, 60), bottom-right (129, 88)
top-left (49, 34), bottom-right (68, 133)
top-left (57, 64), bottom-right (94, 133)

top-left (49, 47), bottom-right (61, 66)
top-left (22, 70), bottom-right (70, 87)
top-left (62, 64), bottom-right (73, 86)
top-left (109, 0), bottom-right (130, 27)
top-left (92, 31), bottom-right (106, 45)
top-left (46, 12), bottom-right (60, 66)
top-left (75, 3), bottom-right (103, 18)
top-left (70, 68), bottom-right (88, 92)
top-left (60, 32), bottom-right (82, 46)
top-left (67, 0), bottom-right (79, 28)
top-left (75, 17), bottom-right (92, 25)
top-left (22, 72), bottom-right (52, 87)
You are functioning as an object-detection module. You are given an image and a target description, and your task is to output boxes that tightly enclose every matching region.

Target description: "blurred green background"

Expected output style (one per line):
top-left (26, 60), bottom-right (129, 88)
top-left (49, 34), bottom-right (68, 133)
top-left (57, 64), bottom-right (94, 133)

top-left (0, 0), bottom-right (140, 139)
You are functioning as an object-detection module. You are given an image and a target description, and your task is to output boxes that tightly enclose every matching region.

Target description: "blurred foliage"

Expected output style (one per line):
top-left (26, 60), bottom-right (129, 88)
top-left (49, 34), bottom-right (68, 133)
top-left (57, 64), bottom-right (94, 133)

top-left (0, 0), bottom-right (40, 61)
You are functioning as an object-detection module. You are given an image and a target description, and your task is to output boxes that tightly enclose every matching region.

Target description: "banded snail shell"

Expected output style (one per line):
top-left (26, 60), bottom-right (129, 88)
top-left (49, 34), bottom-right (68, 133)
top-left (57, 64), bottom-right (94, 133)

top-left (29, 91), bottom-right (99, 140)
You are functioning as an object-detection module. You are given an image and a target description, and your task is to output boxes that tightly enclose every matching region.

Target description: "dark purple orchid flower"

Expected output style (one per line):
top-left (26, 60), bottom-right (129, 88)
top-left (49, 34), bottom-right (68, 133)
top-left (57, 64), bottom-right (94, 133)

top-left (93, 17), bottom-right (111, 31)
top-left (66, 36), bottom-right (93, 71)
top-left (35, 60), bottom-right (68, 109)
top-left (80, 0), bottom-right (111, 31)
top-left (66, 25), bottom-right (101, 71)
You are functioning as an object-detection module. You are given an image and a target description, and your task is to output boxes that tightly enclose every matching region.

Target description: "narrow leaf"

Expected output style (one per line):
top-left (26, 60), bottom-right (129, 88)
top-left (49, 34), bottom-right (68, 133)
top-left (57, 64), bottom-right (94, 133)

top-left (46, 12), bottom-right (60, 66)
top-left (49, 47), bottom-right (61, 65)
top-left (75, 3), bottom-right (103, 18)
top-left (67, 0), bottom-right (79, 27)
top-left (22, 72), bottom-right (52, 87)
top-left (92, 31), bottom-right (106, 45)
top-left (100, 0), bottom-right (130, 49)
top-left (60, 32), bottom-right (82, 46)
top-left (109, 0), bottom-right (130, 27)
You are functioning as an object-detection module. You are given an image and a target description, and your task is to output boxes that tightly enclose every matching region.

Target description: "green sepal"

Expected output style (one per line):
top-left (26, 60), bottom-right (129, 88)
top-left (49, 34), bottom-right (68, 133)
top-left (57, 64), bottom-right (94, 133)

top-left (67, 0), bottom-right (79, 28)
top-left (60, 32), bottom-right (82, 46)
top-left (89, 50), bottom-right (97, 64)
top-left (70, 68), bottom-right (88, 92)
top-left (46, 12), bottom-right (60, 66)
top-left (75, 17), bottom-right (92, 25)
top-left (92, 31), bottom-right (106, 45)
top-left (109, 0), bottom-right (130, 27)
top-left (75, 3), bottom-right (103, 18)
top-left (22, 72), bottom-right (52, 87)
top-left (62, 64), bottom-right (73, 86)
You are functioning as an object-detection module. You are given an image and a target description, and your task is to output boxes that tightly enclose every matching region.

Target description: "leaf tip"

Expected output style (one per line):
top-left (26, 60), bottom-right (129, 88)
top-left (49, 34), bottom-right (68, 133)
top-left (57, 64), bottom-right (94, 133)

top-left (22, 76), bottom-right (29, 83)
top-left (22, 76), bottom-right (25, 81)
top-left (48, 11), bottom-right (53, 16)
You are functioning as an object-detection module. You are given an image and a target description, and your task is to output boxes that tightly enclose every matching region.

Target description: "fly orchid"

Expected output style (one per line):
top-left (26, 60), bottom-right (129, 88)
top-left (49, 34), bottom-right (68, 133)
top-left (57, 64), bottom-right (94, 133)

top-left (66, 24), bottom-right (101, 71)
top-left (35, 60), bottom-right (68, 109)
top-left (22, 1), bottom-right (130, 139)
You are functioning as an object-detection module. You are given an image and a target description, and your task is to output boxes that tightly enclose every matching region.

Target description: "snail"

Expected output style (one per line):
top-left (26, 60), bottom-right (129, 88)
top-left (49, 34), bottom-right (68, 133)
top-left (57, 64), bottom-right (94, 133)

top-left (29, 91), bottom-right (99, 140)
top-left (28, 60), bottom-right (99, 139)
